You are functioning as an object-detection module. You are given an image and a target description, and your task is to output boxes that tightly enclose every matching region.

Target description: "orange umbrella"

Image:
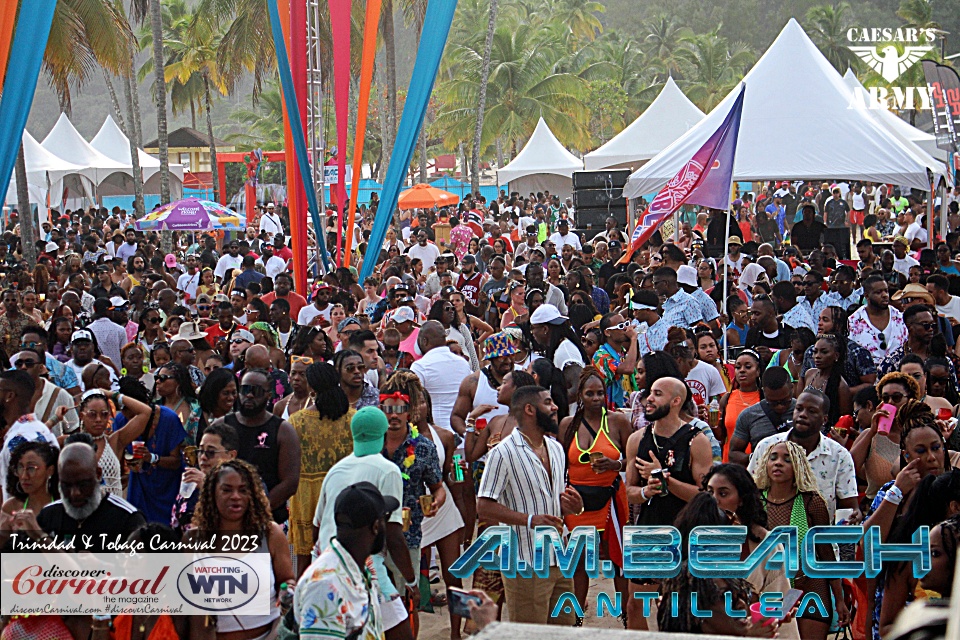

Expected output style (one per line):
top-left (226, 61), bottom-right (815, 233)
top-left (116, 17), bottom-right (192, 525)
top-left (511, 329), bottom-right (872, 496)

top-left (397, 183), bottom-right (459, 210)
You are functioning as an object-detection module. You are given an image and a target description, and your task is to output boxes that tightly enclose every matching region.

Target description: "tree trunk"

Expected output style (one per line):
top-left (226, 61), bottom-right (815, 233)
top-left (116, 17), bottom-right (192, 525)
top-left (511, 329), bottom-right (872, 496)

top-left (419, 127), bottom-right (428, 183)
top-left (458, 142), bottom-right (468, 187)
top-left (58, 93), bottom-right (72, 120)
top-left (102, 70), bottom-right (126, 131)
top-left (381, 0), bottom-right (397, 150)
top-left (376, 77), bottom-right (391, 181)
top-left (16, 145), bottom-right (36, 268)
top-left (471, 0), bottom-right (499, 194)
top-left (204, 74), bottom-right (220, 203)
top-left (496, 136), bottom-right (504, 168)
top-left (190, 99), bottom-right (196, 130)
top-left (123, 50), bottom-right (145, 217)
top-left (149, 0), bottom-right (171, 251)
top-left (128, 41), bottom-right (144, 147)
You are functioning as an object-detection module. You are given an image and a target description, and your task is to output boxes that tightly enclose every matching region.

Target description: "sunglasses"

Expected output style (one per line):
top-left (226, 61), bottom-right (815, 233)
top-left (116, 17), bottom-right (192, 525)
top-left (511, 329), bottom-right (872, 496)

top-left (912, 321), bottom-right (937, 331)
top-left (291, 355), bottom-right (314, 365)
top-left (197, 305), bottom-right (210, 311)
top-left (156, 374), bottom-right (177, 382)
top-left (230, 338), bottom-right (251, 345)
top-left (239, 384), bottom-right (267, 397)
top-left (929, 375), bottom-right (950, 385)
top-left (381, 404), bottom-right (409, 414)
top-left (198, 447), bottom-right (227, 458)
top-left (14, 359), bottom-right (38, 368)
top-left (881, 392), bottom-right (906, 403)
top-left (145, 316), bottom-right (160, 323)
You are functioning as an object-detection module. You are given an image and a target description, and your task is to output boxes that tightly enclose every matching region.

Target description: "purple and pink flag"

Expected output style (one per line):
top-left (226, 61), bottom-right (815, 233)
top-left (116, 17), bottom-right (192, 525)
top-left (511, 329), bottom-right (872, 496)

top-left (620, 84), bottom-right (746, 264)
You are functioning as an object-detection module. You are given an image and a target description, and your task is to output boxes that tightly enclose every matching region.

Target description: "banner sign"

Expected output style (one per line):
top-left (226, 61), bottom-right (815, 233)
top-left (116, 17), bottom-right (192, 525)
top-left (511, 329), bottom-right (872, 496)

top-left (921, 60), bottom-right (960, 152)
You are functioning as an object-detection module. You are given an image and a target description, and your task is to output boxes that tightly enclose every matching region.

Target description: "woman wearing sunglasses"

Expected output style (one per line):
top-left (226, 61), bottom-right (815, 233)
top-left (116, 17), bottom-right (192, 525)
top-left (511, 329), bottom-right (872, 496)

top-left (273, 355), bottom-right (314, 421)
top-left (850, 372), bottom-right (920, 501)
top-left (54, 387), bottom-right (154, 496)
top-left (559, 368), bottom-right (631, 626)
top-left (155, 362), bottom-right (201, 446)
top-left (136, 307), bottom-right (168, 351)
top-left (170, 421), bottom-right (239, 533)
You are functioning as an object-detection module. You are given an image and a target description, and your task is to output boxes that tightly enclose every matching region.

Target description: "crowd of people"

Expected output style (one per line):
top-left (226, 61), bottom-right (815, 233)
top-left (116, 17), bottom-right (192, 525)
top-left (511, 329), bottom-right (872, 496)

top-left (0, 181), bottom-right (959, 640)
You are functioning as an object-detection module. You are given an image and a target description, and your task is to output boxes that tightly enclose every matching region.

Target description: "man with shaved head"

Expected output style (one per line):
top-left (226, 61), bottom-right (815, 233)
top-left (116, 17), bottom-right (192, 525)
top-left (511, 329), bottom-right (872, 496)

top-left (23, 443), bottom-right (146, 552)
top-left (623, 376), bottom-right (713, 629)
top-left (241, 344), bottom-right (291, 405)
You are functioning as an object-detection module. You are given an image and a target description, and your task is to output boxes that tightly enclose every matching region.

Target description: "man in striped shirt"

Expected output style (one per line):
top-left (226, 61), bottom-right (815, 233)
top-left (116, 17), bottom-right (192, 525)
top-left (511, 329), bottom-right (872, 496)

top-left (477, 385), bottom-right (584, 625)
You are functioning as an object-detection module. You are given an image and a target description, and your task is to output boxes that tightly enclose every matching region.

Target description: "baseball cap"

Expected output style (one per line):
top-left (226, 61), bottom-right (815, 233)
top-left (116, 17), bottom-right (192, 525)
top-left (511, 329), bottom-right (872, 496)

top-left (461, 254), bottom-right (476, 264)
top-left (351, 407), bottom-right (390, 457)
top-left (96, 264), bottom-right (111, 273)
top-left (337, 316), bottom-right (362, 333)
top-left (164, 254), bottom-right (178, 268)
top-left (44, 242), bottom-right (58, 253)
top-left (109, 296), bottom-right (129, 309)
top-left (676, 264), bottom-right (698, 288)
top-left (529, 303), bottom-right (568, 326)
top-left (608, 240), bottom-right (622, 250)
top-left (71, 329), bottom-right (93, 343)
top-left (389, 306), bottom-right (418, 325)
top-left (232, 329), bottom-right (255, 344)
top-left (334, 481), bottom-right (399, 529)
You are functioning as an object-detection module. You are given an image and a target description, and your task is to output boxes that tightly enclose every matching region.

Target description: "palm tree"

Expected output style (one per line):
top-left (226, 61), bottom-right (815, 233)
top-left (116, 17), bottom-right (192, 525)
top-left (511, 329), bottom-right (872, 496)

top-left (224, 87), bottom-right (286, 150)
top-left (164, 15), bottom-right (229, 202)
top-left (805, 3), bottom-right (860, 74)
top-left (547, 0), bottom-right (605, 45)
top-left (677, 31), bottom-right (754, 111)
top-left (471, 0), bottom-right (499, 193)
top-left (644, 15), bottom-right (693, 79)
top-left (896, 0), bottom-right (939, 30)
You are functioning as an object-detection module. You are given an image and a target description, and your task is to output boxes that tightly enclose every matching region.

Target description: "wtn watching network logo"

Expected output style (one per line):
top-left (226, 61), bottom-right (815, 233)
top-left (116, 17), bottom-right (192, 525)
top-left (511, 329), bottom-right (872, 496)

top-left (846, 27), bottom-right (938, 110)
top-left (176, 556), bottom-right (261, 612)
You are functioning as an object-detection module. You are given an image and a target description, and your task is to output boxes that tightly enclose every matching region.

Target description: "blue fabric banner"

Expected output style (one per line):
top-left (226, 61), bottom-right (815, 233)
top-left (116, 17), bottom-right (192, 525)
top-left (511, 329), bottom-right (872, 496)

top-left (0, 1), bottom-right (57, 208)
top-left (266, 0), bottom-right (332, 272)
top-left (359, 0), bottom-right (459, 280)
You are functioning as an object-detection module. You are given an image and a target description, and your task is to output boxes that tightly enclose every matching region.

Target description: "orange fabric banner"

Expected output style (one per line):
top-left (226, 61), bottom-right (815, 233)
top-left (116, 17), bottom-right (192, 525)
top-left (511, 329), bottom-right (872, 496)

top-left (343, 0), bottom-right (383, 268)
top-left (278, 0), bottom-right (306, 294)
top-left (0, 2), bottom-right (18, 87)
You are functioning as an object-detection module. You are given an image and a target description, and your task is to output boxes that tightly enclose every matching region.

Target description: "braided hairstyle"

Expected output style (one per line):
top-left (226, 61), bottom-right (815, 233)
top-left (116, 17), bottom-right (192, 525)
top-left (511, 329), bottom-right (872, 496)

top-left (897, 399), bottom-right (950, 474)
top-left (381, 370), bottom-right (426, 422)
top-left (192, 459), bottom-right (273, 539)
top-left (931, 515), bottom-right (960, 597)
top-left (531, 357), bottom-right (569, 422)
top-left (306, 362), bottom-right (349, 421)
top-left (563, 367), bottom-right (606, 469)
top-left (753, 440), bottom-right (823, 499)
top-left (812, 333), bottom-right (845, 428)
top-left (157, 362), bottom-right (198, 401)
top-left (658, 562), bottom-right (754, 633)
top-left (821, 305), bottom-right (849, 338)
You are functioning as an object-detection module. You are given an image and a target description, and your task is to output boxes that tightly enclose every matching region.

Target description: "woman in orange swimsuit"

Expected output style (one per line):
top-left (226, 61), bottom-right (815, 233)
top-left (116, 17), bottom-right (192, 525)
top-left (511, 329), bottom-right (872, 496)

top-left (559, 368), bottom-right (633, 626)
top-left (718, 350), bottom-right (763, 462)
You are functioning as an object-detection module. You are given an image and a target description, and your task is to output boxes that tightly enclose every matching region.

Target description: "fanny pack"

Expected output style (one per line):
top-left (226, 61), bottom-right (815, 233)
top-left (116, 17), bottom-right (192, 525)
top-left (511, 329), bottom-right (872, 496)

top-left (571, 475), bottom-right (620, 512)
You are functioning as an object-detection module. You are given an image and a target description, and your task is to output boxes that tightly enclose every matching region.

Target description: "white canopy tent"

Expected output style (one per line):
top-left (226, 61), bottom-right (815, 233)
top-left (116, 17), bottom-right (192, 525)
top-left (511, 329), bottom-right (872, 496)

top-left (583, 77), bottom-right (704, 171)
top-left (90, 115), bottom-right (184, 199)
top-left (41, 113), bottom-right (129, 184)
top-left (842, 69), bottom-right (950, 165)
top-left (496, 117), bottom-right (583, 198)
top-left (5, 131), bottom-right (92, 221)
top-left (625, 19), bottom-right (944, 199)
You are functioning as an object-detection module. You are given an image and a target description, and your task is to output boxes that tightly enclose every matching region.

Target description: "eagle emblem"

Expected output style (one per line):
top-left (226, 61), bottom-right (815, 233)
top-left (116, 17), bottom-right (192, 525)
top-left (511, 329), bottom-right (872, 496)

top-left (849, 45), bottom-right (933, 82)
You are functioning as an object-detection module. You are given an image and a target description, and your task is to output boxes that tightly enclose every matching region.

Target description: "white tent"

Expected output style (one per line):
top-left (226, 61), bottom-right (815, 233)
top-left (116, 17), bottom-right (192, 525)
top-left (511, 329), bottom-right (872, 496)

top-left (5, 131), bottom-right (93, 221)
top-left (41, 113), bottom-right (129, 184)
top-left (496, 117), bottom-right (583, 197)
top-left (624, 19), bottom-right (943, 199)
top-left (584, 77), bottom-right (704, 171)
top-left (89, 115), bottom-right (184, 200)
top-left (842, 69), bottom-right (949, 165)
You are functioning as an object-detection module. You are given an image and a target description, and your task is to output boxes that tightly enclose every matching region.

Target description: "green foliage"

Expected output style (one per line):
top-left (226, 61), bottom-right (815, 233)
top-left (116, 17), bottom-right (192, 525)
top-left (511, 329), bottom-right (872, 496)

top-left (585, 79), bottom-right (628, 143)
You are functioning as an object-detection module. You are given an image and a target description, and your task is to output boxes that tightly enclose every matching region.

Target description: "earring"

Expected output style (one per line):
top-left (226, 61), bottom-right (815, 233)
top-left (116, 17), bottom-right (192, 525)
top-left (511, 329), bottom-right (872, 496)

top-left (16, 481), bottom-right (24, 495)
top-left (143, 365), bottom-right (149, 374)
top-left (47, 477), bottom-right (54, 495)
top-left (121, 368), bottom-right (128, 376)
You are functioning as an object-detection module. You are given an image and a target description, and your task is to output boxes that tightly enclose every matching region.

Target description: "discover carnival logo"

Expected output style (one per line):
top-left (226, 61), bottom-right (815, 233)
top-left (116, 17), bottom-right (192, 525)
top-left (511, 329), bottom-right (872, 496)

top-left (846, 27), bottom-right (936, 110)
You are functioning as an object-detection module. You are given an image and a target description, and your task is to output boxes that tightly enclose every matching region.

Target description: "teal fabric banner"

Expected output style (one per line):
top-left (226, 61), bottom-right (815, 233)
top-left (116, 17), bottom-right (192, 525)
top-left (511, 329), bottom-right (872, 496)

top-left (266, 0), bottom-right (332, 272)
top-left (359, 0), bottom-right (459, 280)
top-left (0, 1), bottom-right (57, 207)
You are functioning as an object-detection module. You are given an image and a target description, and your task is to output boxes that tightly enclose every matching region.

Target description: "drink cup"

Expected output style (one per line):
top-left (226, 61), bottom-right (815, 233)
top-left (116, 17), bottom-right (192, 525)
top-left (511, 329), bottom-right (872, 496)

top-left (419, 495), bottom-right (433, 513)
top-left (132, 441), bottom-right (145, 459)
top-left (179, 481), bottom-right (197, 499)
top-left (749, 602), bottom-right (777, 626)
top-left (402, 507), bottom-right (411, 532)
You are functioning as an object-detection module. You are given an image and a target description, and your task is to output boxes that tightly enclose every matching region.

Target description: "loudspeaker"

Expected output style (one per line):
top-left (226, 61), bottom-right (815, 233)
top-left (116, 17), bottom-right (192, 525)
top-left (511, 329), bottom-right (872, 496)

top-left (822, 227), bottom-right (851, 260)
top-left (572, 170), bottom-right (630, 190)
top-left (573, 188), bottom-right (627, 209)
top-left (576, 206), bottom-right (626, 230)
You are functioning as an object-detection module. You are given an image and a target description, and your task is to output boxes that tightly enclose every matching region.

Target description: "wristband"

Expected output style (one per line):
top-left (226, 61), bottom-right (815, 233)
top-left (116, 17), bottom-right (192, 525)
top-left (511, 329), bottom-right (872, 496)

top-left (150, 453), bottom-right (159, 465)
top-left (527, 514), bottom-right (533, 529)
top-left (404, 577), bottom-right (419, 589)
top-left (465, 426), bottom-right (476, 434)
top-left (884, 485), bottom-right (904, 505)
top-left (639, 486), bottom-right (647, 501)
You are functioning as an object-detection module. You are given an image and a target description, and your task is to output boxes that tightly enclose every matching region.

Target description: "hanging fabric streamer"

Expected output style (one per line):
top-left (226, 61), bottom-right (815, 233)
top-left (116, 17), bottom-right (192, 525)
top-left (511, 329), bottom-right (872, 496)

top-left (359, 0), bottom-right (459, 280)
top-left (0, 1), bottom-right (18, 87)
top-left (343, 0), bottom-right (383, 268)
top-left (266, 0), bottom-right (331, 272)
top-left (0, 0), bottom-right (57, 207)
top-left (329, 0), bottom-right (351, 266)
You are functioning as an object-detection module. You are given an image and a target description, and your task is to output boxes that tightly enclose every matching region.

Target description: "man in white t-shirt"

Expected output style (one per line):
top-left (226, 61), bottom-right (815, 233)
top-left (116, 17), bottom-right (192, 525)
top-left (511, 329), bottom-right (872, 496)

top-left (685, 358), bottom-right (726, 406)
top-left (214, 240), bottom-right (243, 282)
top-left (258, 203), bottom-right (284, 239)
top-left (176, 254), bottom-right (202, 300)
top-left (297, 283), bottom-right (334, 328)
top-left (407, 230), bottom-right (441, 272)
top-left (905, 211), bottom-right (928, 248)
top-left (548, 219), bottom-right (582, 251)
top-left (892, 237), bottom-right (920, 278)
top-left (927, 274), bottom-right (960, 326)
top-left (260, 244), bottom-right (288, 280)
top-left (0, 370), bottom-right (60, 502)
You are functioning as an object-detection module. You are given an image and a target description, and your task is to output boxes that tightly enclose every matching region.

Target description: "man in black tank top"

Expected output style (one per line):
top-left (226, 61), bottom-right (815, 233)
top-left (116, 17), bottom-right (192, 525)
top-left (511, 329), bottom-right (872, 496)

top-left (623, 377), bottom-right (714, 630)
top-left (218, 368), bottom-right (301, 523)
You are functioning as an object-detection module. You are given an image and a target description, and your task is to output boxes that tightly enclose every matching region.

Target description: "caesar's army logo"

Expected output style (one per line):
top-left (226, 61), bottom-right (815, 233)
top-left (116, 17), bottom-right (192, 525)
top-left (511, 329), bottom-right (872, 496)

top-left (847, 27), bottom-right (936, 110)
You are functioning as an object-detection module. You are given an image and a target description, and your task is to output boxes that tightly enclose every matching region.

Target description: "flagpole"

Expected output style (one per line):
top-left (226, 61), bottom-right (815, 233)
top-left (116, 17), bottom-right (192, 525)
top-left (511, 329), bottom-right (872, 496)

top-left (723, 205), bottom-right (730, 364)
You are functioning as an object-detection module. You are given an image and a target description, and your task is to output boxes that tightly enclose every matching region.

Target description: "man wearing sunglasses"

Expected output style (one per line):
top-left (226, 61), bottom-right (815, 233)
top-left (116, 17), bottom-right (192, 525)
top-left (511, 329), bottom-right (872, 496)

top-left (796, 270), bottom-right (829, 323)
top-left (11, 349), bottom-right (78, 436)
top-left (877, 305), bottom-right (959, 391)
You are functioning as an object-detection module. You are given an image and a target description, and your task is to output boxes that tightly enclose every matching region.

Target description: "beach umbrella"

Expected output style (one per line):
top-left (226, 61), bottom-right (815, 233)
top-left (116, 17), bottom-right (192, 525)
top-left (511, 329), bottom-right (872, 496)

top-left (397, 183), bottom-right (459, 210)
top-left (134, 198), bottom-right (246, 231)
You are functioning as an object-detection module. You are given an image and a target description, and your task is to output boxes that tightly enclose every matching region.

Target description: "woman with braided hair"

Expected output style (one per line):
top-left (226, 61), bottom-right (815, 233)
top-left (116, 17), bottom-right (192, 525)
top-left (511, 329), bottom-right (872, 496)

top-left (800, 333), bottom-right (850, 430)
top-left (754, 439), bottom-right (845, 640)
top-left (864, 399), bottom-right (960, 640)
top-left (920, 514), bottom-right (960, 599)
top-left (287, 361), bottom-right (353, 575)
top-left (558, 366), bottom-right (632, 626)
top-left (187, 458), bottom-right (294, 639)
top-left (658, 561), bottom-right (766, 636)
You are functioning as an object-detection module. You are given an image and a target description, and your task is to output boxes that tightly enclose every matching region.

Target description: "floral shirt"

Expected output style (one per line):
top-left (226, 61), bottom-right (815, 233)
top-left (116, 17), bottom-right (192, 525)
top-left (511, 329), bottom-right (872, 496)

top-left (594, 343), bottom-right (636, 408)
top-left (449, 224), bottom-right (475, 261)
top-left (783, 304), bottom-right (817, 333)
top-left (382, 427), bottom-right (442, 548)
top-left (295, 538), bottom-right (382, 640)
top-left (848, 305), bottom-right (908, 365)
top-left (796, 293), bottom-right (830, 327)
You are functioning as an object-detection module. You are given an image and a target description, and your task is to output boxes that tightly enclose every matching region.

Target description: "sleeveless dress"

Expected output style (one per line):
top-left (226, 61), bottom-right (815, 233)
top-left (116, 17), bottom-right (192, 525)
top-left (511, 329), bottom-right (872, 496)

top-left (420, 424), bottom-right (465, 548)
top-left (218, 534), bottom-right (279, 635)
top-left (722, 389), bottom-right (760, 462)
top-left (564, 410), bottom-right (629, 568)
top-left (634, 423), bottom-right (699, 527)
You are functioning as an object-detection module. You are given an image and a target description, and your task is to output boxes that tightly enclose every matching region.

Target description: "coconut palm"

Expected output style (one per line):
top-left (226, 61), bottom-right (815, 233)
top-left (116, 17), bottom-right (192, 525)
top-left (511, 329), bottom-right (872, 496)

top-left (677, 30), bottom-right (754, 112)
top-left (224, 87), bottom-right (286, 151)
top-left (805, 2), bottom-right (860, 74)
top-left (644, 15), bottom-right (693, 79)
top-left (545, 0), bottom-right (605, 45)
top-left (897, 0), bottom-right (939, 30)
top-left (471, 0), bottom-right (499, 193)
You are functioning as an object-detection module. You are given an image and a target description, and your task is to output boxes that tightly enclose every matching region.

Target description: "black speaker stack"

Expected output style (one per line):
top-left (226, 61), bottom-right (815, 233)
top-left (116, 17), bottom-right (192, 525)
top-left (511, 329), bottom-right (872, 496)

top-left (572, 170), bottom-right (630, 232)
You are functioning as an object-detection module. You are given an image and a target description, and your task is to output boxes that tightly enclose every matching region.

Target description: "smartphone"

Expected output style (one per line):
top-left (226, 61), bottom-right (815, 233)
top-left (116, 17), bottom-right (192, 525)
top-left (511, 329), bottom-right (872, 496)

top-left (651, 468), bottom-right (668, 496)
top-left (447, 588), bottom-right (482, 619)
top-left (781, 588), bottom-right (804, 618)
top-left (877, 403), bottom-right (897, 434)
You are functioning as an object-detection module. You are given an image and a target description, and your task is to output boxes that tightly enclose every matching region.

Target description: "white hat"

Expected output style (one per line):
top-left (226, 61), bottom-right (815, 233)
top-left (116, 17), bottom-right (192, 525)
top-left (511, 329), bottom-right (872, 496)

top-left (109, 296), bottom-right (129, 308)
top-left (677, 264), bottom-right (699, 288)
top-left (71, 329), bottom-right (93, 343)
top-left (45, 241), bottom-right (58, 253)
top-left (266, 202), bottom-right (276, 209)
top-left (231, 329), bottom-right (255, 343)
top-left (529, 303), bottom-right (568, 326)
top-left (389, 306), bottom-right (418, 325)
top-left (175, 321), bottom-right (208, 341)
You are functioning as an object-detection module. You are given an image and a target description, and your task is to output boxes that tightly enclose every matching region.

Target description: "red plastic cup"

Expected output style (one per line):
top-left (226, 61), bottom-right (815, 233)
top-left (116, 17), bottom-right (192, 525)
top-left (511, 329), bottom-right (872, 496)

top-left (749, 602), bottom-right (777, 626)
top-left (938, 408), bottom-right (953, 421)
